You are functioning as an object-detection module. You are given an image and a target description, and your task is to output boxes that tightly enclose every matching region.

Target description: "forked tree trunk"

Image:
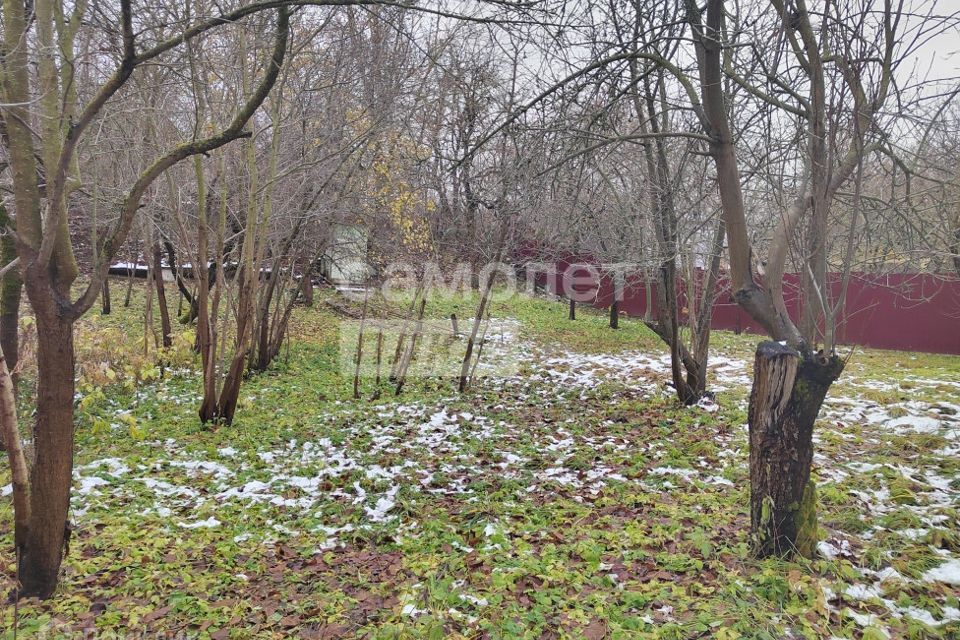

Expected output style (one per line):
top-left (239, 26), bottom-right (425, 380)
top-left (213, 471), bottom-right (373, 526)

top-left (18, 306), bottom-right (75, 598)
top-left (163, 240), bottom-right (198, 323)
top-left (395, 298), bottom-right (426, 396)
top-left (749, 341), bottom-right (843, 558)
top-left (253, 276), bottom-right (277, 373)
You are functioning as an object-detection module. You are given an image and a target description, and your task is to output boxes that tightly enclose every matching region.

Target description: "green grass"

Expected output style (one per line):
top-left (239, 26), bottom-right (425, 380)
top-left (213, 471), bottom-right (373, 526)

top-left (1, 283), bottom-right (958, 639)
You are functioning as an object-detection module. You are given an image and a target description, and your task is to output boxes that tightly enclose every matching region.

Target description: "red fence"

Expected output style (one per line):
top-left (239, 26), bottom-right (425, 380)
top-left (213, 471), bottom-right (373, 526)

top-left (527, 260), bottom-right (960, 355)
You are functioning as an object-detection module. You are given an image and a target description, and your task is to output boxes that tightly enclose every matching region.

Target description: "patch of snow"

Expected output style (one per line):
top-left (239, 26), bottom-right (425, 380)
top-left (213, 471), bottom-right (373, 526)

top-left (179, 517), bottom-right (221, 529)
top-left (884, 415), bottom-right (942, 436)
top-left (844, 583), bottom-right (882, 601)
top-left (650, 466), bottom-right (698, 482)
top-left (169, 459), bottom-right (233, 477)
top-left (923, 559), bottom-right (960, 586)
top-left (76, 476), bottom-right (110, 494)
top-left (365, 485), bottom-right (400, 522)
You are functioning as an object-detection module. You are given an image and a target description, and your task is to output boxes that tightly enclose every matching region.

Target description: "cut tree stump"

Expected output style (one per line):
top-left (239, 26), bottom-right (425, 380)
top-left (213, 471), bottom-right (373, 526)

top-left (748, 341), bottom-right (843, 558)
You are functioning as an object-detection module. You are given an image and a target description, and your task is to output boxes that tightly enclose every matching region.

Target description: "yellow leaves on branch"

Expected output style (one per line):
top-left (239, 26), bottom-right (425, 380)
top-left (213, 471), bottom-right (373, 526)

top-left (360, 127), bottom-right (435, 253)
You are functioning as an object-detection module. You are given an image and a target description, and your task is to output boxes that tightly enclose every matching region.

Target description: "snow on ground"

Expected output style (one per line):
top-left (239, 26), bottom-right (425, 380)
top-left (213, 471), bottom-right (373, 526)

top-left (15, 317), bottom-right (955, 637)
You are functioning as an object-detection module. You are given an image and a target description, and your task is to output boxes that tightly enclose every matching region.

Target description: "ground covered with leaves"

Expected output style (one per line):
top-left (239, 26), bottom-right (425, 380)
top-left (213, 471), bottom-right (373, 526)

top-left (2, 289), bottom-right (959, 639)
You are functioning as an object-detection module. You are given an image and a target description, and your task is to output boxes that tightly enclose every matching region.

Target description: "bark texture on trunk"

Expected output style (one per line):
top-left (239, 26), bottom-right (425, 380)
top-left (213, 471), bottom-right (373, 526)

top-left (18, 306), bottom-right (75, 598)
top-left (101, 276), bottom-right (112, 315)
top-left (748, 341), bottom-right (843, 558)
top-left (609, 299), bottom-right (619, 329)
top-left (0, 205), bottom-right (22, 390)
top-left (301, 274), bottom-right (314, 307)
top-left (568, 299), bottom-right (575, 321)
top-left (0, 345), bottom-right (29, 545)
top-left (152, 244), bottom-right (173, 348)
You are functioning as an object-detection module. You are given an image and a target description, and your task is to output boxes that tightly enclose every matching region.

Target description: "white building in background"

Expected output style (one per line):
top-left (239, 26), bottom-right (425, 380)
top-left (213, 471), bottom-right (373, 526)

top-left (319, 224), bottom-right (372, 285)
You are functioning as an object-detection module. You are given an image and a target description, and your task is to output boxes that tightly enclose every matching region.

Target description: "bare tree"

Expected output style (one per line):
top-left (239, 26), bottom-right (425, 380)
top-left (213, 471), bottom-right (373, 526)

top-left (0, 0), bottom-right (290, 597)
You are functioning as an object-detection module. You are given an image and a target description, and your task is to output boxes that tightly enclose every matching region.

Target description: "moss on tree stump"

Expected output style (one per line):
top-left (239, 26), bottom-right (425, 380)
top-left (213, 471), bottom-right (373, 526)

top-left (794, 479), bottom-right (818, 558)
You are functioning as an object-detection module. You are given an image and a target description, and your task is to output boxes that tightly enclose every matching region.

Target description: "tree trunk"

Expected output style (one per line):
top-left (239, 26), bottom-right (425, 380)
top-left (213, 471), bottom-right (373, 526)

top-left (609, 299), bottom-right (619, 329)
top-left (353, 288), bottom-right (369, 399)
top-left (0, 342), bottom-right (30, 550)
top-left (459, 273), bottom-right (495, 392)
top-left (951, 224), bottom-right (960, 279)
top-left (252, 272), bottom-right (278, 373)
top-left (18, 307), bottom-right (75, 598)
top-left (152, 244), bottom-right (172, 348)
top-left (163, 241), bottom-right (198, 323)
top-left (749, 341), bottom-right (843, 558)
top-left (101, 277), bottom-right (112, 315)
top-left (372, 327), bottom-right (384, 399)
top-left (301, 273), bottom-right (314, 306)
top-left (0, 206), bottom-right (22, 391)
top-left (568, 298), bottom-right (575, 320)
top-left (396, 298), bottom-right (426, 395)
top-left (124, 258), bottom-right (136, 307)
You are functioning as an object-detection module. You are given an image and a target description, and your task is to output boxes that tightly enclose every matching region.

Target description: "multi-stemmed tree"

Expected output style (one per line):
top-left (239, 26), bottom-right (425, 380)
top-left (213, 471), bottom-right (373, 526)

top-left (0, 0), bottom-right (290, 598)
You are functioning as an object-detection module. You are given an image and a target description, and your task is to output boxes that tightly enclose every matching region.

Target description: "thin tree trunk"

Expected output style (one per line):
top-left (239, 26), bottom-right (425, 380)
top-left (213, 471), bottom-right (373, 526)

top-left (609, 298), bottom-right (619, 329)
top-left (353, 288), bottom-right (369, 400)
top-left (568, 298), bottom-right (575, 320)
top-left (372, 327), bottom-right (383, 400)
top-left (395, 298), bottom-right (426, 395)
top-left (953, 229), bottom-right (960, 279)
top-left (467, 313), bottom-right (491, 387)
top-left (748, 342), bottom-right (843, 558)
top-left (0, 205), bottom-right (22, 390)
top-left (460, 268), bottom-right (497, 392)
top-left (196, 157), bottom-right (219, 423)
top-left (0, 343), bottom-right (30, 553)
top-left (390, 329), bottom-right (407, 382)
top-left (687, 218), bottom-right (726, 397)
top-left (643, 279), bottom-right (653, 321)
top-left (101, 277), bottom-right (111, 315)
top-left (124, 253), bottom-right (136, 308)
top-left (153, 243), bottom-right (172, 348)
top-left (389, 287), bottom-right (422, 381)
top-left (144, 234), bottom-right (156, 355)
top-left (630, 64), bottom-right (698, 405)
